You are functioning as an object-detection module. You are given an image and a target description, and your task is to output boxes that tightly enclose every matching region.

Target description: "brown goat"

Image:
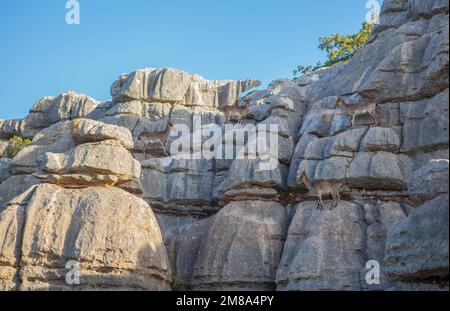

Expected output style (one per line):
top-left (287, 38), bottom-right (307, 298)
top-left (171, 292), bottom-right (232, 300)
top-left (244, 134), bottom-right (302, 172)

top-left (223, 106), bottom-right (250, 125)
top-left (298, 171), bottom-right (342, 210)
top-left (138, 123), bottom-right (174, 158)
top-left (337, 97), bottom-right (378, 128)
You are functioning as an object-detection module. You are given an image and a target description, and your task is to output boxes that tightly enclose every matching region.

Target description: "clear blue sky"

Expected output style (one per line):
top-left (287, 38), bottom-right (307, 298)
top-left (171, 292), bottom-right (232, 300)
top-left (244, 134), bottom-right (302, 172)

top-left (0, 0), bottom-right (376, 120)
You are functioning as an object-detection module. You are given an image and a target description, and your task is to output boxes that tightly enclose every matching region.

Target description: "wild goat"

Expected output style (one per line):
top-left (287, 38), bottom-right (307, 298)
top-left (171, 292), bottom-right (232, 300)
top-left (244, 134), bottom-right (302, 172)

top-left (336, 97), bottom-right (378, 128)
top-left (298, 171), bottom-right (342, 210)
top-left (223, 105), bottom-right (250, 125)
top-left (138, 122), bottom-right (174, 158)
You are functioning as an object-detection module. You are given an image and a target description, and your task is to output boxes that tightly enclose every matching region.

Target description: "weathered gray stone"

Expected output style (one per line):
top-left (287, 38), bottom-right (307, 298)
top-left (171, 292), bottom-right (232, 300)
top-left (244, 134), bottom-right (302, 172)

top-left (20, 92), bottom-right (99, 138)
top-left (287, 134), bottom-right (318, 188)
top-left (37, 140), bottom-right (140, 186)
top-left (106, 100), bottom-right (143, 116)
top-left (300, 108), bottom-right (350, 138)
top-left (378, 103), bottom-right (400, 127)
top-left (408, 159), bottom-right (449, 205)
top-left (10, 121), bottom-right (75, 174)
top-left (111, 68), bottom-right (260, 108)
top-left (304, 128), bottom-right (367, 160)
top-left (111, 68), bottom-right (190, 103)
top-left (166, 219), bottom-right (210, 289)
top-left (360, 127), bottom-right (401, 152)
top-left (259, 116), bottom-right (291, 138)
top-left (385, 195), bottom-right (449, 289)
top-left (0, 120), bottom-right (23, 139)
top-left (223, 157), bottom-right (286, 192)
top-left (277, 201), bottom-right (365, 291)
top-left (298, 156), bottom-right (352, 182)
top-left (400, 90), bottom-right (449, 153)
top-left (0, 184), bottom-right (172, 291)
top-left (0, 175), bottom-right (40, 211)
top-left (0, 0), bottom-right (447, 292)
top-left (0, 158), bottom-right (12, 183)
top-left (191, 201), bottom-right (287, 290)
top-left (360, 200), bottom-right (408, 290)
top-left (155, 213), bottom-right (203, 244)
top-left (140, 157), bottom-right (215, 215)
top-left (71, 119), bottom-right (133, 148)
top-left (346, 152), bottom-right (409, 190)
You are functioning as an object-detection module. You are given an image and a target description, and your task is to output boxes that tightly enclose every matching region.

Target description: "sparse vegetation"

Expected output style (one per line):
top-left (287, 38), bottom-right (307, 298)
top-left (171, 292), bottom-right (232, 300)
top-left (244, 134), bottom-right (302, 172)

top-left (277, 187), bottom-right (305, 206)
top-left (3, 135), bottom-right (31, 159)
top-left (171, 276), bottom-right (190, 291)
top-left (294, 21), bottom-right (374, 77)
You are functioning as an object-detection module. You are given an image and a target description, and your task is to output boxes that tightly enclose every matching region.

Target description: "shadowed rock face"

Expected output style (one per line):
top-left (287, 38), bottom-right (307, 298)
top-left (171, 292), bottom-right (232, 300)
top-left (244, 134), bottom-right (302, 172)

top-left (0, 184), bottom-right (171, 291)
top-left (385, 195), bottom-right (449, 290)
top-left (167, 201), bottom-right (288, 291)
top-left (0, 0), bottom-right (448, 291)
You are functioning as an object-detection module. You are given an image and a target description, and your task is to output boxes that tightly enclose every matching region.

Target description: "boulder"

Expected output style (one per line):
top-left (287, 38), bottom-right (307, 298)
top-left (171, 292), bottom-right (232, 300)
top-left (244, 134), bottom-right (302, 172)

top-left (360, 200), bottom-right (408, 290)
top-left (10, 121), bottom-right (75, 174)
top-left (0, 158), bottom-right (12, 183)
top-left (106, 100), bottom-right (144, 117)
top-left (46, 92), bottom-right (99, 124)
top-left (0, 120), bottom-right (23, 139)
top-left (111, 68), bottom-right (260, 108)
top-left (140, 157), bottom-right (215, 213)
top-left (37, 140), bottom-right (140, 187)
top-left (298, 156), bottom-right (352, 183)
top-left (360, 127), bottom-right (401, 152)
top-left (111, 69), bottom-right (191, 103)
top-left (299, 108), bottom-right (350, 138)
top-left (277, 201), bottom-right (365, 291)
top-left (304, 128), bottom-right (367, 160)
top-left (385, 195), bottom-right (449, 289)
top-left (71, 119), bottom-right (133, 148)
top-left (20, 92), bottom-right (99, 138)
top-left (0, 175), bottom-right (40, 211)
top-left (189, 201), bottom-right (287, 290)
top-left (400, 90), bottom-right (449, 153)
top-left (222, 157), bottom-right (286, 192)
top-left (0, 184), bottom-right (172, 291)
top-left (287, 134), bottom-right (318, 188)
top-left (408, 159), bottom-right (449, 206)
top-left (166, 219), bottom-right (210, 290)
top-left (346, 152), bottom-right (409, 190)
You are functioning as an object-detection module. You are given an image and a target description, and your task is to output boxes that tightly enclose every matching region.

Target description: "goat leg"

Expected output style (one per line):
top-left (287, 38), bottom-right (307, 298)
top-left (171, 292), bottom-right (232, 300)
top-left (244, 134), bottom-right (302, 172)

top-left (316, 198), bottom-right (322, 210)
top-left (318, 196), bottom-right (324, 211)
top-left (161, 141), bottom-right (169, 156)
top-left (371, 112), bottom-right (378, 126)
top-left (143, 144), bottom-right (148, 159)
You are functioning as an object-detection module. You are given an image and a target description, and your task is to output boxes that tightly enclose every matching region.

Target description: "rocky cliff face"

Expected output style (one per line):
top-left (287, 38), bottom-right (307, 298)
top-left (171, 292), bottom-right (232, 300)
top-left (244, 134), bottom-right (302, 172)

top-left (0, 0), bottom-right (448, 291)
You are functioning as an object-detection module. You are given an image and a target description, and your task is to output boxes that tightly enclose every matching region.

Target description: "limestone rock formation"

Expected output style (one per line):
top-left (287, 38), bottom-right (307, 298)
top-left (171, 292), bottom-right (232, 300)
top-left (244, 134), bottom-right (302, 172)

top-left (110, 67), bottom-right (261, 108)
top-left (0, 184), bottom-right (171, 291)
top-left (0, 92), bottom-right (99, 139)
top-left (0, 159), bottom-right (11, 183)
top-left (385, 195), bottom-right (449, 290)
top-left (0, 0), bottom-right (448, 292)
top-left (37, 140), bottom-right (140, 187)
top-left (408, 159), bottom-right (449, 206)
top-left (167, 201), bottom-right (287, 290)
top-left (0, 119), bottom-right (171, 290)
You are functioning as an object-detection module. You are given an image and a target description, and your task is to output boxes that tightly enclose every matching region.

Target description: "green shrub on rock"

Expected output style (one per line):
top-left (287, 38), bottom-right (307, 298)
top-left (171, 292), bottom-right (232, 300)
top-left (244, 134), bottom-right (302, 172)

top-left (3, 135), bottom-right (31, 159)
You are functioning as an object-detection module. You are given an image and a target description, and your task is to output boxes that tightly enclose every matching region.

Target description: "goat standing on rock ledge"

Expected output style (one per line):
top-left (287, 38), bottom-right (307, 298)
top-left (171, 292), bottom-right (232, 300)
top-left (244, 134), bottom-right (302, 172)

top-left (337, 97), bottom-right (378, 128)
top-left (223, 105), bottom-right (251, 125)
top-left (138, 122), bottom-right (174, 158)
top-left (298, 171), bottom-right (342, 210)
